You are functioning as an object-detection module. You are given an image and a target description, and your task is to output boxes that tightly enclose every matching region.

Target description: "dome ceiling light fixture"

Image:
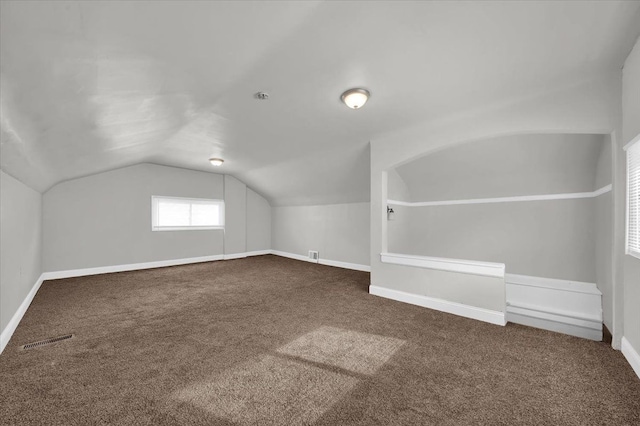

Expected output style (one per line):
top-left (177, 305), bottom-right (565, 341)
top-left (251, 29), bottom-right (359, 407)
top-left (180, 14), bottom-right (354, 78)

top-left (209, 158), bottom-right (224, 166)
top-left (340, 88), bottom-right (370, 109)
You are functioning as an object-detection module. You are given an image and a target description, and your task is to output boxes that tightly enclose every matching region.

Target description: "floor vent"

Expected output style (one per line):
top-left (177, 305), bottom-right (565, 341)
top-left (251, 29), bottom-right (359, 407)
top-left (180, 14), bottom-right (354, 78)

top-left (21, 334), bottom-right (73, 350)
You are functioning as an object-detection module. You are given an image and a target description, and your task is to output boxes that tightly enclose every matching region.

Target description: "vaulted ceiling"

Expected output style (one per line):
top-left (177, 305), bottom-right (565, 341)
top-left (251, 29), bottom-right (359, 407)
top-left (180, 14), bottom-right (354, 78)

top-left (1, 1), bottom-right (639, 205)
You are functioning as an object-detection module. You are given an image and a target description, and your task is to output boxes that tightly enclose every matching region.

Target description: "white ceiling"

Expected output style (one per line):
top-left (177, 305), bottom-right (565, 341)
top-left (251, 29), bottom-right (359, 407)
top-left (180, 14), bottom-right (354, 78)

top-left (1, 1), bottom-right (639, 205)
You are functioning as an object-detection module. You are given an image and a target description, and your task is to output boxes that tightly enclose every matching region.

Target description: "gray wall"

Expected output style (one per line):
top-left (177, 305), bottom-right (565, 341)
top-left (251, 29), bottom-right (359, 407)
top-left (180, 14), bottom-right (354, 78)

top-left (388, 133), bottom-right (610, 283)
top-left (594, 138), bottom-right (614, 329)
top-left (272, 202), bottom-right (370, 266)
top-left (247, 188), bottom-right (271, 252)
top-left (224, 175), bottom-right (247, 255)
top-left (389, 199), bottom-right (597, 282)
top-left (396, 133), bottom-right (605, 202)
top-left (44, 164), bottom-right (227, 271)
top-left (622, 36), bottom-right (640, 352)
top-left (387, 169), bottom-right (410, 202)
top-left (43, 163), bottom-right (272, 271)
top-left (0, 170), bottom-right (42, 334)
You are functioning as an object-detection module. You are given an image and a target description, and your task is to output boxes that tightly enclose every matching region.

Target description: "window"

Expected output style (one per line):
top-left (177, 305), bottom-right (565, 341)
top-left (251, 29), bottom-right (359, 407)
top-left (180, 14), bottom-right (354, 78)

top-left (152, 196), bottom-right (224, 231)
top-left (626, 134), bottom-right (640, 259)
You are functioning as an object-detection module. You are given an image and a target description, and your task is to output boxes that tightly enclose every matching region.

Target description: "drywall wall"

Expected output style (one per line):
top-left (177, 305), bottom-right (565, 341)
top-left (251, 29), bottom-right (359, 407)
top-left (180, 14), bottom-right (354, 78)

top-left (0, 170), bottom-right (42, 334)
top-left (622, 37), bottom-right (640, 353)
top-left (224, 175), bottom-right (247, 255)
top-left (272, 202), bottom-right (370, 267)
top-left (371, 75), bottom-right (622, 315)
top-left (387, 133), bottom-right (608, 283)
top-left (388, 198), bottom-right (597, 283)
top-left (43, 164), bottom-right (225, 271)
top-left (594, 138), bottom-right (614, 329)
top-left (387, 169), bottom-right (410, 202)
top-left (246, 188), bottom-right (271, 252)
top-left (395, 134), bottom-right (604, 202)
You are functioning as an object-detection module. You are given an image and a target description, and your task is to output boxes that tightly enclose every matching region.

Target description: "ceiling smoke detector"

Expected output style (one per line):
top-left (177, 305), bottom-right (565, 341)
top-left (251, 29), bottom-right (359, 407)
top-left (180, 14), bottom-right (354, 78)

top-left (254, 92), bottom-right (269, 100)
top-left (341, 88), bottom-right (370, 109)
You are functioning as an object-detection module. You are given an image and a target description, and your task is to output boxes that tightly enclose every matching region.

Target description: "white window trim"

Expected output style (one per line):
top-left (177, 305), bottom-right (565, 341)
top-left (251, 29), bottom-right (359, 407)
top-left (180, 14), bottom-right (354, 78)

top-left (151, 195), bottom-right (225, 232)
top-left (624, 133), bottom-right (640, 260)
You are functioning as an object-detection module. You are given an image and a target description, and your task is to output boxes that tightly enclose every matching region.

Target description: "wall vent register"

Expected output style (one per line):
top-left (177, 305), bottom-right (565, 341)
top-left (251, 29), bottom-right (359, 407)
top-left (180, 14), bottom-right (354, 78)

top-left (626, 133), bottom-right (640, 259)
top-left (152, 196), bottom-right (225, 231)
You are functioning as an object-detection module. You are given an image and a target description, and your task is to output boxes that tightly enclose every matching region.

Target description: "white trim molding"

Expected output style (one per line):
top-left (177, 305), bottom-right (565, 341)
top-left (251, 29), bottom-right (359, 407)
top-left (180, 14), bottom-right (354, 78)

top-left (505, 273), bottom-right (602, 295)
top-left (271, 250), bottom-right (371, 272)
top-left (271, 250), bottom-right (317, 264)
top-left (318, 258), bottom-right (371, 272)
top-left (506, 304), bottom-right (602, 341)
top-left (0, 276), bottom-right (45, 354)
top-left (388, 184), bottom-right (612, 207)
top-left (505, 274), bottom-right (602, 341)
top-left (41, 251), bottom-right (370, 281)
top-left (380, 252), bottom-right (505, 278)
top-left (369, 285), bottom-right (506, 326)
top-left (42, 254), bottom-right (226, 280)
top-left (223, 253), bottom-right (247, 260)
top-left (621, 337), bottom-right (640, 380)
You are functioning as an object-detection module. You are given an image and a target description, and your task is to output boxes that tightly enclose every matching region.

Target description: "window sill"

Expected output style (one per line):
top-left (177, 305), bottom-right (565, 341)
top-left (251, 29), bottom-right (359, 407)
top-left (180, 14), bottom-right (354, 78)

top-left (152, 226), bottom-right (224, 232)
top-left (626, 250), bottom-right (640, 261)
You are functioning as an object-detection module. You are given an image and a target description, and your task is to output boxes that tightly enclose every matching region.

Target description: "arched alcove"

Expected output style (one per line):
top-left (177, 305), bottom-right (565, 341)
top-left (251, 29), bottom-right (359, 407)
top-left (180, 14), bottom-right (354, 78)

top-left (382, 133), bottom-right (613, 340)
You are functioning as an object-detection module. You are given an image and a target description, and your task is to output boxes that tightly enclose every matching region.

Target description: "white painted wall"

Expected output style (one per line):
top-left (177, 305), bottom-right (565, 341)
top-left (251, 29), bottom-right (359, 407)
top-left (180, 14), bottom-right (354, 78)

top-left (621, 37), bottom-right (640, 355)
top-left (224, 175), bottom-right (247, 255)
top-left (43, 164), bottom-right (226, 271)
top-left (371, 75), bottom-right (621, 317)
top-left (272, 202), bottom-right (370, 267)
top-left (0, 171), bottom-right (42, 334)
top-left (247, 188), bottom-right (271, 252)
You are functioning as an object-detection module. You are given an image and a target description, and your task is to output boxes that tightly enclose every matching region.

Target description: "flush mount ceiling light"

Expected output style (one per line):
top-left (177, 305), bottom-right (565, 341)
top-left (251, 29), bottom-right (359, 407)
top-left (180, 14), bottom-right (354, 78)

top-left (209, 158), bottom-right (224, 166)
top-left (340, 88), bottom-right (370, 109)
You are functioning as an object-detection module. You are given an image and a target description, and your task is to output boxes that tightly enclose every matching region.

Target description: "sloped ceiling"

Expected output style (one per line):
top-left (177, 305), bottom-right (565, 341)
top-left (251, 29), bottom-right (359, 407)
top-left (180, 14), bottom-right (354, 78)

top-left (1, 1), bottom-right (639, 205)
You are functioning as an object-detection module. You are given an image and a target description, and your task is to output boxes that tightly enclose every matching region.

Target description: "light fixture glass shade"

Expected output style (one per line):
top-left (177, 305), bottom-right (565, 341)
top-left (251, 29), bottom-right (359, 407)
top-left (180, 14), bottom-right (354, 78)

top-left (341, 88), bottom-right (370, 109)
top-left (209, 158), bottom-right (224, 166)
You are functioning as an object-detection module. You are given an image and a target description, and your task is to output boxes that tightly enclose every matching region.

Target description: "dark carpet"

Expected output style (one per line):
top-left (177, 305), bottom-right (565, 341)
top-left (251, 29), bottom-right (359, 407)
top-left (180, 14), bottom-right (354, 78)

top-left (1, 255), bottom-right (639, 425)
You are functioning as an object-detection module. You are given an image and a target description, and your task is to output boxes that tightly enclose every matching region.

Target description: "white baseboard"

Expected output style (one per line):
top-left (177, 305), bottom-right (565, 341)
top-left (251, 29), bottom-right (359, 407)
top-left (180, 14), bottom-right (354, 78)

top-left (223, 253), bottom-right (246, 260)
top-left (271, 250), bottom-right (316, 263)
top-left (0, 275), bottom-right (45, 354)
top-left (244, 250), bottom-right (272, 257)
top-left (318, 258), bottom-right (371, 272)
top-left (42, 254), bottom-right (226, 280)
top-left (223, 250), bottom-right (273, 260)
top-left (621, 337), bottom-right (640, 380)
top-left (505, 273), bottom-right (602, 341)
top-left (506, 306), bottom-right (602, 341)
top-left (271, 250), bottom-right (371, 272)
top-left (369, 285), bottom-right (506, 326)
top-left (380, 252), bottom-right (505, 278)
